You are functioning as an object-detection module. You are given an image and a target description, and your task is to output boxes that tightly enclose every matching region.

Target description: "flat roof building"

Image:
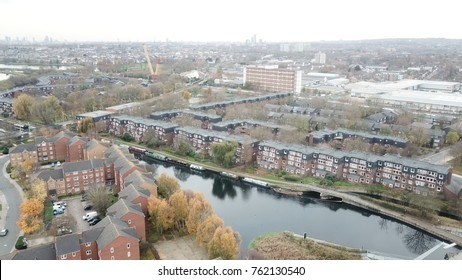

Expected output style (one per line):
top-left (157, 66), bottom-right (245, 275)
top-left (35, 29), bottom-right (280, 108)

top-left (244, 66), bottom-right (302, 94)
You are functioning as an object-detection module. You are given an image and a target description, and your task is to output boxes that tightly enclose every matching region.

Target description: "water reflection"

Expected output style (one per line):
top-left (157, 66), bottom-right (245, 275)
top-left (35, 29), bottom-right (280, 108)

top-left (145, 160), bottom-right (460, 259)
top-left (378, 218), bottom-right (389, 231)
top-left (212, 177), bottom-right (237, 200)
top-left (173, 167), bottom-right (191, 182)
top-left (403, 230), bottom-right (437, 255)
top-left (395, 224), bottom-right (404, 235)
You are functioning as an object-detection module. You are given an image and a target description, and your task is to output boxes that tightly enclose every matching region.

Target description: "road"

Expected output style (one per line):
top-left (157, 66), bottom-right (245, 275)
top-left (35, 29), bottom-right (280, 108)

top-left (0, 155), bottom-right (24, 256)
top-left (419, 148), bottom-right (453, 165)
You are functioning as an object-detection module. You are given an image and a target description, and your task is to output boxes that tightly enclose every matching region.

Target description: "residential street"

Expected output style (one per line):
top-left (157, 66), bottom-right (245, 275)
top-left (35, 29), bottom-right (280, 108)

top-left (0, 155), bottom-right (24, 256)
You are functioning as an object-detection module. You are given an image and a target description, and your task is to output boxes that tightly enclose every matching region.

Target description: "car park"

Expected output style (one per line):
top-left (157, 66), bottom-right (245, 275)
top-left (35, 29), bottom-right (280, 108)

top-left (0, 228), bottom-right (8, 237)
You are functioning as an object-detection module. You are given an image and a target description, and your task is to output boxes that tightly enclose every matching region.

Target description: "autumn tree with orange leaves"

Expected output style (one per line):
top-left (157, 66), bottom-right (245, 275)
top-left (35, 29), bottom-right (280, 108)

top-left (186, 193), bottom-right (213, 235)
top-left (17, 198), bottom-right (45, 234)
top-left (196, 214), bottom-right (224, 245)
top-left (207, 226), bottom-right (240, 260)
top-left (156, 200), bottom-right (175, 234)
top-left (169, 191), bottom-right (189, 230)
top-left (156, 173), bottom-right (180, 199)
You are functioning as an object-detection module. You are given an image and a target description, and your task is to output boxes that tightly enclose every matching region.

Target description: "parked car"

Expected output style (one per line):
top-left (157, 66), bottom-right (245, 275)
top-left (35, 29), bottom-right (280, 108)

top-left (53, 201), bottom-right (67, 209)
top-left (83, 211), bottom-right (97, 221)
top-left (89, 217), bottom-right (101, 226)
top-left (0, 228), bottom-right (8, 237)
top-left (81, 194), bottom-right (88, 201)
top-left (56, 161), bottom-right (61, 167)
top-left (87, 215), bottom-right (100, 223)
top-left (83, 204), bottom-right (93, 211)
top-left (53, 208), bottom-right (64, 215)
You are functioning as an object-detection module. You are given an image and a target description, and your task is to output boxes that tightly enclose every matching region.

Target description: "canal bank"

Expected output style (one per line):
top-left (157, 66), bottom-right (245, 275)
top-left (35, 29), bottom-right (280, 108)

top-left (125, 145), bottom-right (462, 255)
top-left (159, 151), bottom-right (462, 247)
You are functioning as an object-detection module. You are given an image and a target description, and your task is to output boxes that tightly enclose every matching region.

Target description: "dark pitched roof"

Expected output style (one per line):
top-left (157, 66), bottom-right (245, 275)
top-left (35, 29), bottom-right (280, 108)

top-left (12, 243), bottom-right (56, 260)
top-left (82, 227), bottom-right (105, 243)
top-left (50, 131), bottom-right (75, 142)
top-left (61, 159), bottom-right (105, 174)
top-left (94, 216), bottom-right (138, 249)
top-left (55, 234), bottom-right (80, 256)
top-left (119, 184), bottom-right (150, 202)
top-left (107, 198), bottom-right (145, 219)
top-left (9, 143), bottom-right (36, 153)
top-left (36, 169), bottom-right (64, 181)
top-left (69, 135), bottom-right (88, 146)
top-left (35, 136), bottom-right (53, 145)
top-left (123, 170), bottom-right (155, 187)
top-left (85, 139), bottom-right (106, 150)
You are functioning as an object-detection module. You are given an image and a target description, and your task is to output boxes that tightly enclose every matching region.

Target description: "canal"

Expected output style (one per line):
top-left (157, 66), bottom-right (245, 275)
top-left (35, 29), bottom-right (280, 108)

top-left (144, 160), bottom-right (460, 259)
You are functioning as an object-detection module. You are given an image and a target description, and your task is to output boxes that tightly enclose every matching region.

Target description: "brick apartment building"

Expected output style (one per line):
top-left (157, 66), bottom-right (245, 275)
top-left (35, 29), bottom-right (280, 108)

top-left (8, 143), bottom-right (37, 167)
top-left (109, 115), bottom-right (178, 145)
top-left (9, 131), bottom-right (88, 166)
top-left (36, 144), bottom-right (157, 199)
top-left (257, 141), bottom-right (452, 196)
top-left (173, 126), bottom-right (259, 164)
top-left (107, 198), bottom-right (146, 240)
top-left (55, 216), bottom-right (140, 260)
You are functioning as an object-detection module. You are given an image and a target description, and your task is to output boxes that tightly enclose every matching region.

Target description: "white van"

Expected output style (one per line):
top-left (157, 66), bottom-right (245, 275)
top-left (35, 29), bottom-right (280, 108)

top-left (53, 205), bottom-right (63, 211)
top-left (82, 211), bottom-right (98, 221)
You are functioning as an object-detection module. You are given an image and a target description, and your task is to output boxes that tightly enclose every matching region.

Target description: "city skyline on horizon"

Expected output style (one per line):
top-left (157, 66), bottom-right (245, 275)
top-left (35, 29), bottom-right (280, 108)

top-left (1, 0), bottom-right (461, 43)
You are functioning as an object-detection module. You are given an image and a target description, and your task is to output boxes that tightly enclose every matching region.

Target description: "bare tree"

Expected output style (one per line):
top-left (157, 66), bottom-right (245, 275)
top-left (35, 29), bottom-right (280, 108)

top-left (88, 186), bottom-right (113, 216)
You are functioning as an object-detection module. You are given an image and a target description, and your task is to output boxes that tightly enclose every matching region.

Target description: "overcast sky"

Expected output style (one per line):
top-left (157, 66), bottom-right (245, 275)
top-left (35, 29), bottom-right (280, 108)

top-left (1, 0), bottom-right (460, 43)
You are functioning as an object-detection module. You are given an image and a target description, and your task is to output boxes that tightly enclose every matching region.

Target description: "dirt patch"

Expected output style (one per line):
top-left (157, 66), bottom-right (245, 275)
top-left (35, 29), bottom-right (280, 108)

top-left (155, 235), bottom-right (208, 260)
top-left (250, 232), bottom-right (362, 260)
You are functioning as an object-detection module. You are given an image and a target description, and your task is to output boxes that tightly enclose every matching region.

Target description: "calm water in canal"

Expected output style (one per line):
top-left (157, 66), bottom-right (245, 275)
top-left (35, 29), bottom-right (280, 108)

top-left (145, 160), bottom-right (460, 259)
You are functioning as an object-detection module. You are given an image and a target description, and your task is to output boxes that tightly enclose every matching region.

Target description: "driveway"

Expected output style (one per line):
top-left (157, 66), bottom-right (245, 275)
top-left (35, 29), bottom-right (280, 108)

top-left (63, 197), bottom-right (89, 233)
top-left (0, 155), bottom-right (24, 256)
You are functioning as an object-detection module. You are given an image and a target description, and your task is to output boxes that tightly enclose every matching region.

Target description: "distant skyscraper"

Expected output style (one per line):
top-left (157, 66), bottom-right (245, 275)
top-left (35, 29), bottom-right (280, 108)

top-left (280, 43), bottom-right (305, 52)
top-left (314, 52), bottom-right (326, 64)
top-left (251, 34), bottom-right (257, 45)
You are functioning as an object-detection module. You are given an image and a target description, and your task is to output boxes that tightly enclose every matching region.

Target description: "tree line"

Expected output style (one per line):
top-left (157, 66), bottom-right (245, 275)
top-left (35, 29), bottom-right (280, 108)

top-left (13, 94), bottom-right (63, 125)
top-left (148, 173), bottom-right (240, 260)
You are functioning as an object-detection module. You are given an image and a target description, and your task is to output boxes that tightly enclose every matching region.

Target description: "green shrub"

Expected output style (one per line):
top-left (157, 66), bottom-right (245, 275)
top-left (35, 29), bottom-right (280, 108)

top-left (121, 133), bottom-right (134, 142)
top-left (283, 175), bottom-right (302, 182)
top-left (15, 236), bottom-right (28, 250)
top-left (6, 163), bottom-right (11, 174)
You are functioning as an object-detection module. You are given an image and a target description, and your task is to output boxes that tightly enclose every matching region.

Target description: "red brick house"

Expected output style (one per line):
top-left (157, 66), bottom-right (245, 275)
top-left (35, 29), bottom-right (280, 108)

top-left (118, 183), bottom-right (150, 214)
top-left (107, 199), bottom-right (146, 240)
top-left (67, 136), bottom-right (88, 162)
top-left (9, 131), bottom-right (88, 165)
top-left (55, 234), bottom-right (82, 260)
top-left (55, 216), bottom-right (140, 260)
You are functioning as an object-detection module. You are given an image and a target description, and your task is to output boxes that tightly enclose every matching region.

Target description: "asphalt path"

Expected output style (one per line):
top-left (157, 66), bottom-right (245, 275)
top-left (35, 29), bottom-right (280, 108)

top-left (0, 155), bottom-right (24, 256)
